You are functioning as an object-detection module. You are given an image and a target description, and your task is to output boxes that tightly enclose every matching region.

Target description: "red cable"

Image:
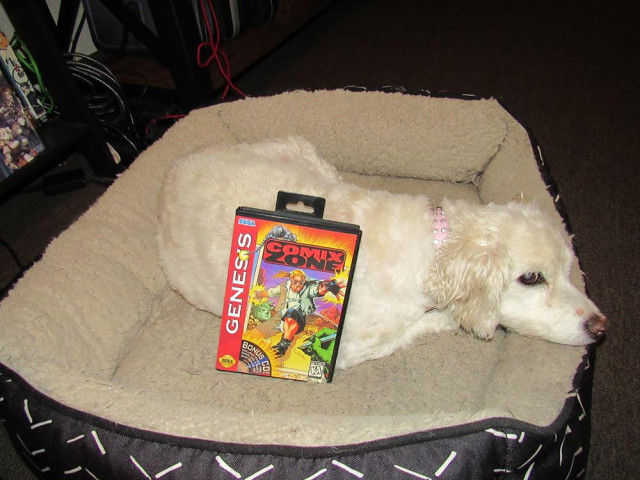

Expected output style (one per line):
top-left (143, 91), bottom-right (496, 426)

top-left (145, 114), bottom-right (186, 137)
top-left (197, 0), bottom-right (246, 99)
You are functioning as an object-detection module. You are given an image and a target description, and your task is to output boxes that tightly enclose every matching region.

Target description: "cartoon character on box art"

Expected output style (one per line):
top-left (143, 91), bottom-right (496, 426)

top-left (244, 300), bottom-right (276, 331)
top-left (255, 269), bottom-right (344, 357)
top-left (0, 84), bottom-right (44, 177)
top-left (252, 225), bottom-right (297, 255)
top-left (299, 327), bottom-right (337, 379)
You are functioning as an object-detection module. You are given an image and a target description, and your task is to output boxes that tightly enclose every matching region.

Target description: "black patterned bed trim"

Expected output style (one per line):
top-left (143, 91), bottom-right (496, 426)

top-left (0, 89), bottom-right (596, 479)
top-left (1, 350), bottom-right (593, 479)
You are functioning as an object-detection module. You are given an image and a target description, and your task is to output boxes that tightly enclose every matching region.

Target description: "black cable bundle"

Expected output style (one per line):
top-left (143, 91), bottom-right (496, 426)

top-left (63, 53), bottom-right (142, 163)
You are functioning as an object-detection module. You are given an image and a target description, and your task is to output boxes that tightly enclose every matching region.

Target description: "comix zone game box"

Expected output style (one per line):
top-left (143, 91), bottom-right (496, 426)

top-left (216, 192), bottom-right (361, 383)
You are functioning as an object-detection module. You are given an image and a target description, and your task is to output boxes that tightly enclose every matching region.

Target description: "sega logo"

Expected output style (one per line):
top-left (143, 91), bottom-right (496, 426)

top-left (238, 218), bottom-right (256, 227)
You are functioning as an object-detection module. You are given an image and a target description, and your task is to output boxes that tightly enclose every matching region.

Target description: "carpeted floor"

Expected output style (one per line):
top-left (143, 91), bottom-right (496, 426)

top-left (1, 0), bottom-right (638, 478)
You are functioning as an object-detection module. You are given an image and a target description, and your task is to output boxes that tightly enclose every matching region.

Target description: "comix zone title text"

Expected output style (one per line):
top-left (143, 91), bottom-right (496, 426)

top-left (262, 239), bottom-right (346, 272)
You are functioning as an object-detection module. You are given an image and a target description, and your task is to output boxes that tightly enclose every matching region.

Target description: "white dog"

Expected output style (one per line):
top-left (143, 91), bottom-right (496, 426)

top-left (157, 137), bottom-right (607, 369)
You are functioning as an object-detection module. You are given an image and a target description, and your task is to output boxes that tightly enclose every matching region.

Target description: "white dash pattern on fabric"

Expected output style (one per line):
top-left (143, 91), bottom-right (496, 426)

top-left (331, 460), bottom-right (364, 478)
top-left (523, 462), bottom-right (535, 480)
top-left (244, 464), bottom-right (274, 480)
top-left (130, 455), bottom-right (152, 480)
top-left (304, 468), bottom-right (328, 480)
top-left (23, 399), bottom-right (33, 423)
top-left (394, 464), bottom-right (432, 479)
top-left (85, 468), bottom-right (100, 480)
top-left (30, 419), bottom-right (52, 429)
top-left (485, 428), bottom-right (518, 440)
top-left (560, 425), bottom-right (572, 466)
top-left (154, 462), bottom-right (183, 478)
top-left (66, 434), bottom-right (85, 443)
top-left (564, 447), bottom-right (583, 480)
top-left (435, 451), bottom-right (457, 477)
top-left (215, 455), bottom-right (242, 478)
top-left (518, 444), bottom-right (543, 470)
top-left (91, 430), bottom-right (106, 455)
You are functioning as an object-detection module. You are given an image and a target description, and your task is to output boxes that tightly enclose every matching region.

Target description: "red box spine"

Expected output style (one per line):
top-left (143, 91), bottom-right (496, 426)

top-left (215, 219), bottom-right (255, 372)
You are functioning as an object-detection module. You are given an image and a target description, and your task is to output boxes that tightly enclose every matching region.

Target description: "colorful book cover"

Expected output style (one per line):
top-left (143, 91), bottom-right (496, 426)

top-left (0, 67), bottom-right (45, 180)
top-left (216, 197), bottom-right (361, 383)
top-left (0, 31), bottom-right (47, 122)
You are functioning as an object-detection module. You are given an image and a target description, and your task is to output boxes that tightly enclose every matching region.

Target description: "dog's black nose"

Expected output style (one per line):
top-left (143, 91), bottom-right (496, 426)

top-left (587, 314), bottom-right (609, 339)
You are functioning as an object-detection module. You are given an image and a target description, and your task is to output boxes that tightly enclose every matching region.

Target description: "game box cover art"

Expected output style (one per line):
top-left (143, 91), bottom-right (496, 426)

top-left (216, 192), bottom-right (361, 383)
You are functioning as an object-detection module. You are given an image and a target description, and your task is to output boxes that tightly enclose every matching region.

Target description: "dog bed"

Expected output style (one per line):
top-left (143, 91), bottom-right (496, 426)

top-left (0, 89), bottom-right (594, 479)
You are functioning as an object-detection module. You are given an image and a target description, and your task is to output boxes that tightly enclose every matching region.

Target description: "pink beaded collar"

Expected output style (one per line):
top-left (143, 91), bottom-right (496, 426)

top-left (430, 207), bottom-right (449, 247)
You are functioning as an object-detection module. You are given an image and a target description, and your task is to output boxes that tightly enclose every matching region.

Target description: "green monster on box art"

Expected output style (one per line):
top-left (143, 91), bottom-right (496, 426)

top-left (299, 328), bottom-right (337, 377)
top-left (249, 299), bottom-right (337, 376)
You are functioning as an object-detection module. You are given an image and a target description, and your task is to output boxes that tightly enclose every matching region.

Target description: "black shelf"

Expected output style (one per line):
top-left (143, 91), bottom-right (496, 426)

top-left (0, 120), bottom-right (95, 200)
top-left (0, 0), bottom-right (118, 201)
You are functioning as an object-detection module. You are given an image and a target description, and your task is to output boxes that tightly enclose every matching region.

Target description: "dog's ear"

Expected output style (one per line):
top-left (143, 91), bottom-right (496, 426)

top-left (424, 222), bottom-right (510, 340)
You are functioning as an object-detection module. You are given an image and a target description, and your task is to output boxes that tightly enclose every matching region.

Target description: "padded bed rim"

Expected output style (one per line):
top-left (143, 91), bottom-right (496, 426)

top-left (0, 89), bottom-right (597, 479)
top-left (0, 347), bottom-right (593, 455)
top-left (0, 351), bottom-right (593, 477)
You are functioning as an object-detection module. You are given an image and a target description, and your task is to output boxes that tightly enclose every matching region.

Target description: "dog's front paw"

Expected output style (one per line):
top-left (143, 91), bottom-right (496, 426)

top-left (422, 309), bottom-right (457, 333)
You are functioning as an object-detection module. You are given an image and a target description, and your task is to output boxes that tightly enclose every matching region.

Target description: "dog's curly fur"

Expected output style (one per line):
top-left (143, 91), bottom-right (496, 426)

top-left (157, 137), bottom-right (607, 369)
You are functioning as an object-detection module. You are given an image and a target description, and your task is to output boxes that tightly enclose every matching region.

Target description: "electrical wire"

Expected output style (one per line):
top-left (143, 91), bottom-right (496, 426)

top-left (144, 113), bottom-right (186, 139)
top-left (70, 10), bottom-right (87, 53)
top-left (63, 52), bottom-right (142, 160)
top-left (0, 237), bottom-right (27, 270)
top-left (196, 0), bottom-right (246, 99)
top-left (11, 10), bottom-right (219, 157)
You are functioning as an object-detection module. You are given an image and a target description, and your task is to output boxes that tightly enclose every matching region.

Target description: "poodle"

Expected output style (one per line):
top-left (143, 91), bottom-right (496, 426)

top-left (157, 137), bottom-right (608, 369)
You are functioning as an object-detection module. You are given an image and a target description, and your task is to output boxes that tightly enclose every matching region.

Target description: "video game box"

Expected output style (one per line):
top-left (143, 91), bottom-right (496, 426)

top-left (216, 192), bottom-right (362, 383)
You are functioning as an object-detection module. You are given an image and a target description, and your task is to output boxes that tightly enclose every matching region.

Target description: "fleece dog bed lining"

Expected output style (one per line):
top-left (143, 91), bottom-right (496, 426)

top-left (0, 89), bottom-right (593, 479)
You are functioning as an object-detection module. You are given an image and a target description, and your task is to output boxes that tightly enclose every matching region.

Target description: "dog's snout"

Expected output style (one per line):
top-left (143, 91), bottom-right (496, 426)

top-left (586, 314), bottom-right (609, 339)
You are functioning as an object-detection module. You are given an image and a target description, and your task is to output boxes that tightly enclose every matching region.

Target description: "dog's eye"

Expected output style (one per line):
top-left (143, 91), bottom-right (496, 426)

top-left (518, 272), bottom-right (546, 286)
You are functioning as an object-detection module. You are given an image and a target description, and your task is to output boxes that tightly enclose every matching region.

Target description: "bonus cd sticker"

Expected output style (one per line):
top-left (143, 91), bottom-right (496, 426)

top-left (239, 341), bottom-right (272, 375)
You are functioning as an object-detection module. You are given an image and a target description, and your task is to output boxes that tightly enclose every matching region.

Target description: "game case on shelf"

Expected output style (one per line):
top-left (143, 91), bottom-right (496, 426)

top-left (0, 31), bottom-right (47, 122)
top-left (0, 65), bottom-right (45, 181)
top-left (216, 192), bottom-right (362, 383)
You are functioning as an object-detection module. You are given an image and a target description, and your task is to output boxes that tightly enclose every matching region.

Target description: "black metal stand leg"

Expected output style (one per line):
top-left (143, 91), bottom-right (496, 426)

top-left (148, 0), bottom-right (217, 109)
top-left (56, 0), bottom-right (82, 51)
top-left (2, 0), bottom-right (117, 178)
top-left (97, 0), bottom-right (217, 110)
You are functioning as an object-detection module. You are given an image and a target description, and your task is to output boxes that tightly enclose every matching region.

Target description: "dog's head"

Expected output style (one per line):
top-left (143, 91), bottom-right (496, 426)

top-left (425, 201), bottom-right (608, 345)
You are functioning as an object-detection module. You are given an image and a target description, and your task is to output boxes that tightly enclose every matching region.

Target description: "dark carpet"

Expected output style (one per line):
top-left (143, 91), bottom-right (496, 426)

top-left (1, 0), bottom-right (638, 478)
